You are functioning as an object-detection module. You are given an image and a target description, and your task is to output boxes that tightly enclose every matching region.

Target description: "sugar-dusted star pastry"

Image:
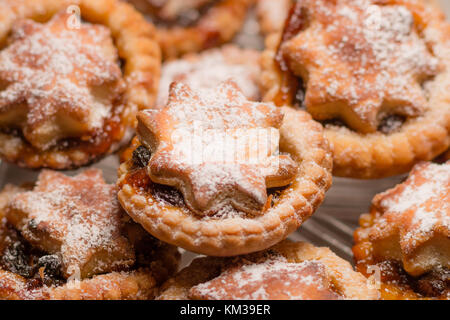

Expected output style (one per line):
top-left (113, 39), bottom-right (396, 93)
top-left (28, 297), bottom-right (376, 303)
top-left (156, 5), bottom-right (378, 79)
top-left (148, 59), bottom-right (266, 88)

top-left (261, 0), bottom-right (450, 178)
top-left (0, 13), bottom-right (125, 151)
top-left (0, 170), bottom-right (180, 300)
top-left (0, 0), bottom-right (161, 169)
top-left (158, 240), bottom-right (378, 300)
top-left (118, 81), bottom-right (333, 256)
top-left (6, 169), bottom-right (135, 278)
top-left (137, 80), bottom-right (298, 216)
top-left (354, 161), bottom-right (450, 299)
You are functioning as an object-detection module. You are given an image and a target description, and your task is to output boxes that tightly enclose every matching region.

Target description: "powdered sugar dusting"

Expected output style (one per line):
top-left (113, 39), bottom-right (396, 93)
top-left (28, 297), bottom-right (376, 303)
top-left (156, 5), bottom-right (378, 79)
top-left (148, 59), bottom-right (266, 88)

top-left (0, 13), bottom-right (124, 150)
top-left (157, 46), bottom-right (260, 106)
top-left (10, 169), bottom-right (133, 278)
top-left (282, 0), bottom-right (439, 130)
top-left (139, 81), bottom-right (298, 216)
top-left (378, 162), bottom-right (449, 247)
top-left (190, 257), bottom-right (342, 300)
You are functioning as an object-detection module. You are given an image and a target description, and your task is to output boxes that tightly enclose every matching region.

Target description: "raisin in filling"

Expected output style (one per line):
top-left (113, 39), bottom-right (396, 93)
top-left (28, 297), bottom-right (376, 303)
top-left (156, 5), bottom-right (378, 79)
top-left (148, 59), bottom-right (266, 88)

top-left (130, 145), bottom-right (290, 213)
top-left (378, 261), bottom-right (449, 298)
top-left (377, 115), bottom-right (406, 134)
top-left (132, 145), bottom-right (152, 168)
top-left (0, 225), bottom-right (64, 287)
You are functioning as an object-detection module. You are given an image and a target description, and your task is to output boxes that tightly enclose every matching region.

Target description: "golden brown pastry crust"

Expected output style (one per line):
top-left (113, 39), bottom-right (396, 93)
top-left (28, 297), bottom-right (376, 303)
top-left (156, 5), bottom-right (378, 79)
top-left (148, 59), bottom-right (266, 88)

top-left (118, 104), bottom-right (332, 256)
top-left (261, 0), bottom-right (450, 179)
top-left (0, 0), bottom-right (161, 169)
top-left (353, 161), bottom-right (449, 300)
top-left (45, 269), bottom-right (158, 300)
top-left (128, 0), bottom-right (254, 59)
top-left (157, 240), bottom-right (378, 300)
top-left (0, 172), bottom-right (180, 300)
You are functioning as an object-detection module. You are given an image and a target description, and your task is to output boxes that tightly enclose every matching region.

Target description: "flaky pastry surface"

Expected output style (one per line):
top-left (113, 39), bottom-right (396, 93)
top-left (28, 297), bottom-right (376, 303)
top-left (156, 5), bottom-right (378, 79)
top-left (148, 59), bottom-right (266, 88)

top-left (157, 240), bottom-right (378, 300)
top-left (261, 0), bottom-right (450, 178)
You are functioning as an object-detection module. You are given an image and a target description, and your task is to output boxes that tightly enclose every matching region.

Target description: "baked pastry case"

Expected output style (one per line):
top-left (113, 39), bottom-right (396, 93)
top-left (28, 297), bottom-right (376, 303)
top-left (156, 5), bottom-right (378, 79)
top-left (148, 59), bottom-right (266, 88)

top-left (0, 0), bottom-right (448, 301)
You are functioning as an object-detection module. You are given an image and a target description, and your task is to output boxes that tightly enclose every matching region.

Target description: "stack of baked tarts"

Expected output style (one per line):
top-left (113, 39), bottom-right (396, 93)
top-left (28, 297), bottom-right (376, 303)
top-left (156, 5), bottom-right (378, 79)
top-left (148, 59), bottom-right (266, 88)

top-left (0, 0), bottom-right (448, 300)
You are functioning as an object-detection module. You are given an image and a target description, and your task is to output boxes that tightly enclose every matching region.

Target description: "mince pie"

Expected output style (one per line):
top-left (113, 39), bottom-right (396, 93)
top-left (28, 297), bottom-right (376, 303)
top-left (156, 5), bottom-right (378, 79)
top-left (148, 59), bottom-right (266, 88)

top-left (0, 169), bottom-right (180, 300)
top-left (158, 240), bottom-right (378, 300)
top-left (126, 0), bottom-right (254, 59)
top-left (0, 0), bottom-right (160, 169)
top-left (118, 80), bottom-right (332, 256)
top-left (261, 0), bottom-right (450, 178)
top-left (157, 45), bottom-right (261, 107)
top-left (353, 161), bottom-right (449, 299)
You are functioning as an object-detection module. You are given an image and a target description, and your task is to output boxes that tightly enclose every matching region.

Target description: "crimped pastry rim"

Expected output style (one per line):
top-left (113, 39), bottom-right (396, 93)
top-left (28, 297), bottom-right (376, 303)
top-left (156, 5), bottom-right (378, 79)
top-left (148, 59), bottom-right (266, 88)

top-left (157, 240), bottom-right (378, 300)
top-left (118, 107), bottom-right (333, 256)
top-left (155, 0), bottom-right (254, 59)
top-left (0, 0), bottom-right (161, 169)
top-left (260, 0), bottom-right (450, 179)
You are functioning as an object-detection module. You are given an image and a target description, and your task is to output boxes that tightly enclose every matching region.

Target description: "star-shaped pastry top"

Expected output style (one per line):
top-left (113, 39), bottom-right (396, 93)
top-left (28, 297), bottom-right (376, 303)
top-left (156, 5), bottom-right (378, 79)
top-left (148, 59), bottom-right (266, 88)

top-left (280, 0), bottom-right (439, 133)
top-left (190, 258), bottom-right (342, 300)
top-left (0, 12), bottom-right (125, 150)
top-left (370, 161), bottom-right (449, 276)
top-left (137, 81), bottom-right (298, 216)
top-left (6, 169), bottom-right (135, 279)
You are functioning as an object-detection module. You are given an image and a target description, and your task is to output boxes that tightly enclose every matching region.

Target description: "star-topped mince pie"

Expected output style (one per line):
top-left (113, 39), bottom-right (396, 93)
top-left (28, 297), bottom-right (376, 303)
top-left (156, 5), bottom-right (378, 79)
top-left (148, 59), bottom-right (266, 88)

top-left (126, 0), bottom-right (254, 59)
top-left (353, 161), bottom-right (450, 300)
top-left (139, 81), bottom-right (298, 215)
top-left (261, 0), bottom-right (450, 178)
top-left (0, 169), bottom-right (180, 300)
top-left (118, 81), bottom-right (332, 256)
top-left (0, 0), bottom-right (161, 169)
top-left (158, 240), bottom-right (378, 300)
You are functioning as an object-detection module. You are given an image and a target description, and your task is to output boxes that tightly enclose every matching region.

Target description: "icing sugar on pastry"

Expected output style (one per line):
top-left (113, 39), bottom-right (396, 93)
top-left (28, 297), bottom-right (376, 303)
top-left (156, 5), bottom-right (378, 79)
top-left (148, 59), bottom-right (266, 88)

top-left (376, 162), bottom-right (449, 238)
top-left (368, 161), bottom-right (449, 276)
top-left (158, 241), bottom-right (378, 300)
top-left (6, 169), bottom-right (135, 279)
top-left (157, 46), bottom-right (261, 106)
top-left (0, 13), bottom-right (125, 151)
top-left (353, 161), bottom-right (449, 299)
top-left (279, 0), bottom-right (439, 133)
top-left (138, 81), bottom-right (298, 216)
top-left (190, 258), bottom-right (342, 300)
